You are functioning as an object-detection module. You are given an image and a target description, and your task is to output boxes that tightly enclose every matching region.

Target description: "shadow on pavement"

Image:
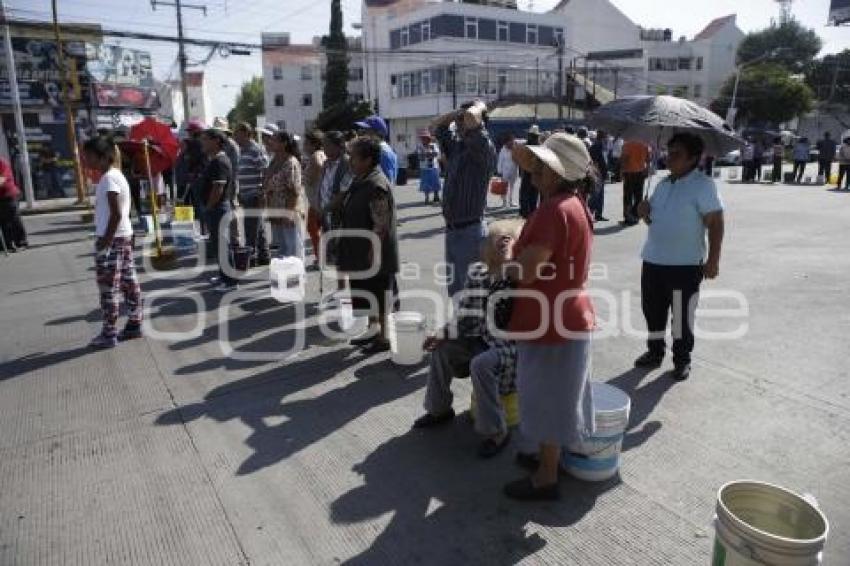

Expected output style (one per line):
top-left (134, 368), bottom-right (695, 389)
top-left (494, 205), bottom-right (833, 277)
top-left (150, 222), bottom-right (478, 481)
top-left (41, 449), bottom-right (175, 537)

top-left (0, 346), bottom-right (93, 382)
top-left (606, 367), bottom-right (676, 452)
top-left (331, 426), bottom-right (619, 565)
top-left (157, 355), bottom-right (426, 476)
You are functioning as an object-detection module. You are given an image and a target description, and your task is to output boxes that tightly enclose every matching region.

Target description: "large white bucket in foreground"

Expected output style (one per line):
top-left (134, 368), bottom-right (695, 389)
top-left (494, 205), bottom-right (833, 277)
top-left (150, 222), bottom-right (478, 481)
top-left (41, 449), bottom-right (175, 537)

top-left (562, 382), bottom-right (630, 482)
top-left (270, 257), bottom-right (306, 303)
top-left (713, 481), bottom-right (828, 566)
top-left (388, 312), bottom-right (426, 366)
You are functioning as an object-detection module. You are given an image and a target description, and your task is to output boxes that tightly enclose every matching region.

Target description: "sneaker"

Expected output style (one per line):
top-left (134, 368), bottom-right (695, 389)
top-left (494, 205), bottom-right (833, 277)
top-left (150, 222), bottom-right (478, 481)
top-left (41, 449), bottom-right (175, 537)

top-left (634, 351), bottom-right (664, 368)
top-left (412, 409), bottom-right (456, 429)
top-left (672, 363), bottom-right (691, 381)
top-left (89, 333), bottom-right (118, 349)
top-left (118, 325), bottom-right (143, 342)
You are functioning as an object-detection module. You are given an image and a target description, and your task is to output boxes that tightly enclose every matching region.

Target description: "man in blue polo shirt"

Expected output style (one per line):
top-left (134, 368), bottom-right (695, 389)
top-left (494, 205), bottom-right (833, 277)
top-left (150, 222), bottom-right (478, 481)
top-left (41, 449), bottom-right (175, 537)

top-left (635, 132), bottom-right (725, 381)
top-left (355, 115), bottom-right (398, 184)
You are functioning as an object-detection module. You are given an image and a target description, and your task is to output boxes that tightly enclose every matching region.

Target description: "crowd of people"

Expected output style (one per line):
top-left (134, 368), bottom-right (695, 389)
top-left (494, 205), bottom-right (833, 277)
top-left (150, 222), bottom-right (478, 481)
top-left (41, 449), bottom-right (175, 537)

top-left (28, 97), bottom-right (729, 500)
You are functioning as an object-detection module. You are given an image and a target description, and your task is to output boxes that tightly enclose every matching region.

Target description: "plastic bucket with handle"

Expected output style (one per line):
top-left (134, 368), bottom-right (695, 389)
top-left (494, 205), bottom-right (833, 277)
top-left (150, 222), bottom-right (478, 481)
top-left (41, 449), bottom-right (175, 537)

top-left (388, 312), bottom-right (426, 365)
top-left (562, 382), bottom-right (630, 482)
top-left (713, 480), bottom-right (828, 566)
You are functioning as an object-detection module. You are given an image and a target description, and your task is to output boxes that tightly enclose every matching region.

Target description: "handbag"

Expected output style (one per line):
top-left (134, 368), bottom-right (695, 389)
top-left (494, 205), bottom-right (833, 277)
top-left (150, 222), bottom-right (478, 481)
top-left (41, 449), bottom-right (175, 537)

top-left (489, 177), bottom-right (508, 196)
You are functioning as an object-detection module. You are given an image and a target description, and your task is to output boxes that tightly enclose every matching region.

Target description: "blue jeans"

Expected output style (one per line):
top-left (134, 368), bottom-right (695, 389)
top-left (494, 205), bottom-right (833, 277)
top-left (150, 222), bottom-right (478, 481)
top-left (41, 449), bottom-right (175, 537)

top-left (445, 220), bottom-right (487, 297)
top-left (273, 221), bottom-right (304, 259)
top-left (589, 181), bottom-right (605, 218)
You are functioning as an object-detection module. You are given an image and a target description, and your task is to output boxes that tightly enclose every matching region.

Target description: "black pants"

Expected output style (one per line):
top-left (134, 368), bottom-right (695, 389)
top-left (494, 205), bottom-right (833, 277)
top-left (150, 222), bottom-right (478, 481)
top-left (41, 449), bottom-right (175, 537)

top-left (519, 180), bottom-right (539, 219)
top-left (0, 197), bottom-right (28, 248)
top-left (641, 262), bottom-right (704, 365)
top-left (837, 164), bottom-right (850, 189)
top-left (622, 172), bottom-right (645, 222)
top-left (818, 159), bottom-right (833, 179)
top-left (793, 161), bottom-right (807, 183)
top-left (240, 194), bottom-right (269, 260)
top-left (772, 158), bottom-right (783, 182)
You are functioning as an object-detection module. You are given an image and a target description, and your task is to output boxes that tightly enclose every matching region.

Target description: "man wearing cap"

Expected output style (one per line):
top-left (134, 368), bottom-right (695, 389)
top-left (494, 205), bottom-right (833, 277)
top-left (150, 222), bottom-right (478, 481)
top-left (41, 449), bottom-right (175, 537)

top-left (233, 122), bottom-right (270, 265)
top-left (635, 132), bottom-right (725, 381)
top-left (355, 115), bottom-right (398, 184)
top-left (199, 128), bottom-right (238, 292)
top-left (431, 100), bottom-right (497, 297)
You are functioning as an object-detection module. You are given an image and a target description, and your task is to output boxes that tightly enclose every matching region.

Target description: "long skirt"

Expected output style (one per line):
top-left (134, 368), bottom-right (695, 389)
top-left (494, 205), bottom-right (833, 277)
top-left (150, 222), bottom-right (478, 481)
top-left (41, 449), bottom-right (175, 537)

top-left (418, 167), bottom-right (441, 194)
top-left (516, 338), bottom-right (594, 448)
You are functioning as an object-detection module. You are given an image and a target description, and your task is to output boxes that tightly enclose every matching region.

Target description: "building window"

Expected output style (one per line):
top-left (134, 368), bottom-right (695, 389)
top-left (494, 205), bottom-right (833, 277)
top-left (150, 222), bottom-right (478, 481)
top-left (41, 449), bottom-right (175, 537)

top-left (649, 57), bottom-right (678, 71)
top-left (274, 94), bottom-right (284, 107)
top-left (673, 85), bottom-right (688, 97)
top-left (554, 28), bottom-right (564, 47)
top-left (497, 69), bottom-right (508, 95)
top-left (401, 74), bottom-right (411, 98)
top-left (422, 20), bottom-right (431, 42)
top-left (401, 26), bottom-right (409, 47)
top-left (526, 24), bottom-right (538, 45)
top-left (678, 57), bottom-right (691, 70)
top-left (694, 84), bottom-right (702, 98)
top-left (497, 20), bottom-right (509, 42)
top-left (301, 66), bottom-right (313, 80)
top-left (465, 17), bottom-right (478, 40)
top-left (696, 56), bottom-right (704, 70)
top-left (421, 70), bottom-right (431, 94)
top-left (465, 70), bottom-right (478, 95)
top-left (302, 93), bottom-right (313, 106)
top-left (277, 120), bottom-right (286, 130)
top-left (527, 71), bottom-right (536, 96)
top-left (273, 65), bottom-right (283, 80)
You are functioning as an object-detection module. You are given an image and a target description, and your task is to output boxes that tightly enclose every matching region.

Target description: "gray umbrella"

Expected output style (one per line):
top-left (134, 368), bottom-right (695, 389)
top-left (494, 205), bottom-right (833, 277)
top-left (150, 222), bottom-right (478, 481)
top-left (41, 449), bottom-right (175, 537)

top-left (589, 95), bottom-right (744, 156)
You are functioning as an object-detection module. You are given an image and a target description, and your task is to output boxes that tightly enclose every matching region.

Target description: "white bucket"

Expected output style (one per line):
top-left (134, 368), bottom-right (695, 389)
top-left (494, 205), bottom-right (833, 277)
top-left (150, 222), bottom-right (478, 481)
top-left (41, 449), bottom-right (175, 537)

top-left (562, 382), bottom-right (631, 482)
top-left (318, 294), bottom-right (368, 338)
top-left (713, 481), bottom-right (829, 566)
top-left (171, 221), bottom-right (196, 251)
top-left (388, 312), bottom-right (426, 366)
top-left (270, 257), bottom-right (306, 303)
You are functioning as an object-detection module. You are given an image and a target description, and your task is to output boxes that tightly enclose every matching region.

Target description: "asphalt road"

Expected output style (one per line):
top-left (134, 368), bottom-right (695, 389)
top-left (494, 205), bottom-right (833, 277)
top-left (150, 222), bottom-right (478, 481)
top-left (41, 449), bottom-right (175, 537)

top-left (0, 167), bottom-right (848, 565)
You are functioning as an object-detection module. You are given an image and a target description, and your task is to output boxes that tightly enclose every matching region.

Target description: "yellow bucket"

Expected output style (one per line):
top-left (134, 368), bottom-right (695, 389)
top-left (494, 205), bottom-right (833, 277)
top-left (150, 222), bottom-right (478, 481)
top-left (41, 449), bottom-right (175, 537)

top-left (829, 174), bottom-right (839, 185)
top-left (173, 206), bottom-right (195, 222)
top-left (470, 391), bottom-right (520, 427)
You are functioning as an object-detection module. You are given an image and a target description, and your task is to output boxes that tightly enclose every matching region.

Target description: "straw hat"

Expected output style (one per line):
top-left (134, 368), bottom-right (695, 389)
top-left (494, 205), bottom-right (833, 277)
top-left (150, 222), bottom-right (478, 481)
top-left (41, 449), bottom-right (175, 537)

top-left (528, 124), bottom-right (541, 136)
top-left (513, 133), bottom-right (591, 182)
top-left (212, 117), bottom-right (232, 134)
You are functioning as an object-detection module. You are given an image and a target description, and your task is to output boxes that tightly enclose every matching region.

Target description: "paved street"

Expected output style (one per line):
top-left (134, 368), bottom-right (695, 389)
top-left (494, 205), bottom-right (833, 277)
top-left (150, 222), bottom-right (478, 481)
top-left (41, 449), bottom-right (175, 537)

top-left (1, 171), bottom-right (848, 565)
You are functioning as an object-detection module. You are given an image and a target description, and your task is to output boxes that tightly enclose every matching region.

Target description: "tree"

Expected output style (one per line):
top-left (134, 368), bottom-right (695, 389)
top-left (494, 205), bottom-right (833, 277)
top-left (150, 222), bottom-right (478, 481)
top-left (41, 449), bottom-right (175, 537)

top-left (321, 0), bottom-right (349, 110)
top-left (315, 99), bottom-right (373, 133)
top-left (736, 20), bottom-right (822, 73)
top-left (711, 63), bottom-right (814, 126)
top-left (226, 77), bottom-right (264, 127)
top-left (806, 50), bottom-right (850, 105)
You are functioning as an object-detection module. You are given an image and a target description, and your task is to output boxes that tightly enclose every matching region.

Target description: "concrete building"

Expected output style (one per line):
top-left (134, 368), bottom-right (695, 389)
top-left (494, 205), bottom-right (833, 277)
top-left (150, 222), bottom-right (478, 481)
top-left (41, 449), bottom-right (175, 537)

top-left (361, 0), bottom-right (745, 158)
top-left (262, 32), bottom-right (364, 138)
top-left (183, 71), bottom-right (213, 126)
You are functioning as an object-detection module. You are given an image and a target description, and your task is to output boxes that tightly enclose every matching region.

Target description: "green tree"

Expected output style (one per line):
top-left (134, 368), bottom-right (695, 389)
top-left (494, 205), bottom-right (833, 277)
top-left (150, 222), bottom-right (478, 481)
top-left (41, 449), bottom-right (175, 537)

top-left (806, 50), bottom-right (850, 104)
top-left (736, 20), bottom-right (822, 73)
top-left (315, 99), bottom-right (373, 133)
top-left (321, 0), bottom-right (349, 110)
top-left (226, 76), bottom-right (264, 127)
top-left (711, 63), bottom-right (814, 126)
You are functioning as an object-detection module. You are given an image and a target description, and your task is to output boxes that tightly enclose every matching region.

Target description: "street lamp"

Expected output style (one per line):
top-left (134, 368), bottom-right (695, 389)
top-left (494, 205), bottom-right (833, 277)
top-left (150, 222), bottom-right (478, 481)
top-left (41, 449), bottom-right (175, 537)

top-left (726, 48), bottom-right (789, 125)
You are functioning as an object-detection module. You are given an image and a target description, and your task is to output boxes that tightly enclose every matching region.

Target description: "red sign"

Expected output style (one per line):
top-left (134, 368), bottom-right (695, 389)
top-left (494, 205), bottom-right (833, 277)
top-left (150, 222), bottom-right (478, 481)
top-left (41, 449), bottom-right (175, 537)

top-left (94, 84), bottom-right (159, 109)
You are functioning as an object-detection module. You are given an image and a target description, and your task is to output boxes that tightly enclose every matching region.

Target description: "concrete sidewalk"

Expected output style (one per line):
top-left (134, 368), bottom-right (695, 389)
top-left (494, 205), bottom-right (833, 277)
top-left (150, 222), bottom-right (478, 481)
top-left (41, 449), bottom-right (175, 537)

top-left (0, 171), bottom-right (848, 565)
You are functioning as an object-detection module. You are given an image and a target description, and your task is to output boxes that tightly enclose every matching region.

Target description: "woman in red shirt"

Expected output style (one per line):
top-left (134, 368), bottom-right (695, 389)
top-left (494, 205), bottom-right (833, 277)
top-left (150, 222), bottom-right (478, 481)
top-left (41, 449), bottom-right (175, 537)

top-left (502, 133), bottom-right (597, 501)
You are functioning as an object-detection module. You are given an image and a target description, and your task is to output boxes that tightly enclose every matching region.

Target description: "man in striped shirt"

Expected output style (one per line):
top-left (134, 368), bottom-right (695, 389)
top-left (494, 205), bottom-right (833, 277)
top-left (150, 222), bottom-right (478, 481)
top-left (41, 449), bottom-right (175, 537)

top-left (432, 100), bottom-right (497, 297)
top-left (234, 122), bottom-right (270, 264)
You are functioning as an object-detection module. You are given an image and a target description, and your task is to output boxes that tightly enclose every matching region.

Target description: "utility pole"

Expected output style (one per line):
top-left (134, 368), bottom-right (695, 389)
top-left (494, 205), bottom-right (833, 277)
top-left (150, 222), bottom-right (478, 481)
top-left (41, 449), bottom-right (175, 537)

top-left (51, 0), bottom-right (86, 204)
top-left (556, 38), bottom-right (564, 120)
top-left (1, 0), bottom-right (34, 207)
top-left (151, 0), bottom-right (207, 125)
top-left (450, 62), bottom-right (457, 109)
top-left (535, 56), bottom-right (540, 121)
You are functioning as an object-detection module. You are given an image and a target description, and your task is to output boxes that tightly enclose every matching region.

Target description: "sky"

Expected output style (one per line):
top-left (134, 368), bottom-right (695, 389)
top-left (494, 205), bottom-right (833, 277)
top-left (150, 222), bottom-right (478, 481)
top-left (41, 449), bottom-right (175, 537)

top-left (7, 0), bottom-right (849, 118)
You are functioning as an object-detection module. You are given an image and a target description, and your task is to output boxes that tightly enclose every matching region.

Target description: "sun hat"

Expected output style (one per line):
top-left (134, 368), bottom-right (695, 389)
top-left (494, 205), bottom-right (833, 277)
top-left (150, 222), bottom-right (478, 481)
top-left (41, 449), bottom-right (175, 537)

top-left (259, 123), bottom-right (279, 137)
top-left (528, 124), bottom-right (541, 136)
top-left (212, 117), bottom-right (232, 134)
top-left (513, 133), bottom-right (592, 182)
top-left (354, 115), bottom-right (389, 139)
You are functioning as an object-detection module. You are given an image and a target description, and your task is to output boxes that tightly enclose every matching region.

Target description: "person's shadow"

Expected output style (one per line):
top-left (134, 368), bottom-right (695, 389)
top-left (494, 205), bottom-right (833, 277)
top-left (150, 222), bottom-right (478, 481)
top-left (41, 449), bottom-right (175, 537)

top-left (606, 367), bottom-right (677, 452)
top-left (331, 426), bottom-right (619, 565)
top-left (157, 354), bottom-right (427, 476)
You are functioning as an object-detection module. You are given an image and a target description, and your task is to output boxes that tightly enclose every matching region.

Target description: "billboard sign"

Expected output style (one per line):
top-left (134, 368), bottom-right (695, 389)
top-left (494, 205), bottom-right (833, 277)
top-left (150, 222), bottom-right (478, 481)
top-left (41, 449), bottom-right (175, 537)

top-left (0, 38), bottom-right (88, 106)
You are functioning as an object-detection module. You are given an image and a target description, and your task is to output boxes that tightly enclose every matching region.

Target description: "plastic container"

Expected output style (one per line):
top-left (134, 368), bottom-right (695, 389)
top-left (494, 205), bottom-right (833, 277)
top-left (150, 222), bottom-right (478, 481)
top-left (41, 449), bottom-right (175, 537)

top-left (713, 480), bottom-right (829, 566)
top-left (562, 382), bottom-right (630, 482)
top-left (388, 312), bottom-right (426, 365)
top-left (270, 257), bottom-right (306, 303)
top-left (319, 293), bottom-right (368, 338)
top-left (171, 220), bottom-right (196, 251)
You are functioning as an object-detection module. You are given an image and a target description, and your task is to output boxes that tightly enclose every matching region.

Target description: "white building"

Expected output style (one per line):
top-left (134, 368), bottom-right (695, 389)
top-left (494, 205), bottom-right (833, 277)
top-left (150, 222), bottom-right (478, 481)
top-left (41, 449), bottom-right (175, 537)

top-left (262, 32), bottom-right (364, 138)
top-left (162, 71), bottom-right (212, 126)
top-left (362, 0), bottom-right (745, 155)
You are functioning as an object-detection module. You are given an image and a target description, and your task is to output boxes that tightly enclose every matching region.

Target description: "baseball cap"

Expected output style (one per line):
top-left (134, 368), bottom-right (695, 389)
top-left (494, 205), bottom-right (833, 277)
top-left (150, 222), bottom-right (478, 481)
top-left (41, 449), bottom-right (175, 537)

top-left (354, 115), bottom-right (389, 139)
